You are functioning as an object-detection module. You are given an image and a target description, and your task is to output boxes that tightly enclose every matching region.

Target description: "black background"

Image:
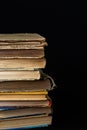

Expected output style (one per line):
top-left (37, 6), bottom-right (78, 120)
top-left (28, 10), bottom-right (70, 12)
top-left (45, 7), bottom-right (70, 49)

top-left (0, 2), bottom-right (84, 129)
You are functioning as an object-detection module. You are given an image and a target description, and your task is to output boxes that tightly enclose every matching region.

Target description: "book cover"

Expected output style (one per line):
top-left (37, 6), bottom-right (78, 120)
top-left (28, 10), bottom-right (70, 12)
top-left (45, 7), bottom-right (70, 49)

top-left (0, 115), bottom-right (52, 129)
top-left (0, 42), bottom-right (47, 49)
top-left (0, 99), bottom-right (52, 108)
top-left (0, 49), bottom-right (44, 58)
top-left (0, 70), bottom-right (40, 81)
top-left (0, 33), bottom-right (46, 42)
top-left (0, 94), bottom-right (48, 101)
top-left (0, 107), bottom-right (51, 119)
top-left (0, 58), bottom-right (46, 70)
top-left (0, 78), bottom-right (51, 92)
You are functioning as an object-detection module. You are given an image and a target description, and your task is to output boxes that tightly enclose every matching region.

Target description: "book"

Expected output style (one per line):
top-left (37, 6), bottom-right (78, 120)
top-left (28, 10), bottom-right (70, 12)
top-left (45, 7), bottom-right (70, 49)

top-left (0, 58), bottom-right (46, 70)
top-left (0, 78), bottom-right (51, 92)
top-left (0, 115), bottom-right (52, 129)
top-left (0, 70), bottom-right (40, 81)
top-left (0, 99), bottom-right (52, 108)
top-left (0, 107), bottom-right (51, 119)
top-left (0, 42), bottom-right (47, 49)
top-left (0, 94), bottom-right (48, 101)
top-left (0, 49), bottom-right (44, 58)
top-left (0, 33), bottom-right (45, 43)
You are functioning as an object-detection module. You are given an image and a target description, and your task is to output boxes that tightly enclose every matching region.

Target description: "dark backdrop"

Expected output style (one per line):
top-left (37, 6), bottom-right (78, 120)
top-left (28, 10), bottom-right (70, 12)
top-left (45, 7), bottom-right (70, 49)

top-left (0, 3), bottom-right (83, 130)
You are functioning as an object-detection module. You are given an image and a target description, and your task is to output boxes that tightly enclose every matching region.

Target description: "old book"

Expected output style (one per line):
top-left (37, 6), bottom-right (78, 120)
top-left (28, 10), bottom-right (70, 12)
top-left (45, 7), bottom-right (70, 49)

top-left (0, 70), bottom-right (40, 81)
top-left (0, 115), bottom-right (52, 129)
top-left (0, 78), bottom-right (51, 92)
top-left (0, 99), bottom-right (52, 108)
top-left (0, 33), bottom-right (45, 43)
top-left (0, 107), bottom-right (51, 119)
top-left (0, 94), bottom-right (48, 101)
top-left (0, 58), bottom-right (46, 70)
top-left (0, 49), bottom-right (44, 58)
top-left (0, 42), bottom-right (47, 49)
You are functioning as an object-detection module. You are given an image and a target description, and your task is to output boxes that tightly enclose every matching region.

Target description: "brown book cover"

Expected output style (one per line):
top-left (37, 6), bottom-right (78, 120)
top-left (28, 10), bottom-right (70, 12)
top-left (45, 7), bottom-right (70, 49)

top-left (0, 49), bottom-right (44, 58)
top-left (0, 78), bottom-right (51, 92)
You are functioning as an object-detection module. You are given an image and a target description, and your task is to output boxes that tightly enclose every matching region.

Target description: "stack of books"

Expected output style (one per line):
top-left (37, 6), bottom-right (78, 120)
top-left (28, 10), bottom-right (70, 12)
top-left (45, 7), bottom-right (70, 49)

top-left (0, 33), bottom-right (55, 129)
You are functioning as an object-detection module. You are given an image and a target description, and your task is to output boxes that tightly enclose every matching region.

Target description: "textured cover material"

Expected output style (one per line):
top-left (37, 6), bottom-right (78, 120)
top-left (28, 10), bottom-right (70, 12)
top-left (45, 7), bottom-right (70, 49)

top-left (0, 115), bottom-right (52, 129)
top-left (0, 78), bottom-right (51, 92)
top-left (0, 33), bottom-right (45, 42)
top-left (0, 94), bottom-right (47, 101)
top-left (0, 42), bottom-right (47, 49)
top-left (0, 70), bottom-right (40, 81)
top-left (0, 99), bottom-right (52, 107)
top-left (0, 49), bottom-right (44, 58)
top-left (0, 107), bottom-right (51, 119)
top-left (0, 58), bottom-right (46, 70)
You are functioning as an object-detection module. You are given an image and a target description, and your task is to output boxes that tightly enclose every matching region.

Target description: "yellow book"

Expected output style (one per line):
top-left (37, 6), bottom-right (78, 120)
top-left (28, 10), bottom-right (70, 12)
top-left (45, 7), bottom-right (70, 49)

top-left (0, 91), bottom-right (48, 95)
top-left (0, 94), bottom-right (47, 101)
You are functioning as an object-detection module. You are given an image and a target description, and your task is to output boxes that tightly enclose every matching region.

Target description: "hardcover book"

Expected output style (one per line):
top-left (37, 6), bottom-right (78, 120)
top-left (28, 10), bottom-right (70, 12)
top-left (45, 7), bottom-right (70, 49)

top-left (0, 33), bottom-right (46, 42)
top-left (0, 58), bottom-right (46, 70)
top-left (0, 70), bottom-right (41, 81)
top-left (0, 98), bottom-right (52, 108)
top-left (0, 49), bottom-right (45, 59)
top-left (0, 42), bottom-right (47, 49)
top-left (0, 107), bottom-right (51, 119)
top-left (0, 93), bottom-right (48, 101)
top-left (0, 115), bottom-right (52, 129)
top-left (0, 78), bottom-right (51, 92)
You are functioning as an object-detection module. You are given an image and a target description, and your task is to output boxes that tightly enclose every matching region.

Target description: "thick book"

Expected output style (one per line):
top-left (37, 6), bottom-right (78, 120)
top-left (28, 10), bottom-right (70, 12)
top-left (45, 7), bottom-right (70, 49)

top-left (0, 107), bottom-right (51, 119)
top-left (0, 49), bottom-right (44, 58)
top-left (0, 99), bottom-right (52, 108)
top-left (0, 78), bottom-right (51, 92)
top-left (0, 58), bottom-right (46, 70)
top-left (0, 115), bottom-right (52, 129)
top-left (0, 70), bottom-right (40, 81)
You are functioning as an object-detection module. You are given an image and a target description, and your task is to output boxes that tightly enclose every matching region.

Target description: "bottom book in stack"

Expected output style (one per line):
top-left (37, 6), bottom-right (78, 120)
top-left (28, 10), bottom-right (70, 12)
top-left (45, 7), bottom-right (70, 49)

top-left (0, 75), bottom-right (54, 129)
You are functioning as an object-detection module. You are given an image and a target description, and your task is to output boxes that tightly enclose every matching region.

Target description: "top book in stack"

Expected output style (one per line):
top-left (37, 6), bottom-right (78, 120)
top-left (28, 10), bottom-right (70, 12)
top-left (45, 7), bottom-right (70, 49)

top-left (0, 33), bottom-right (47, 81)
top-left (0, 33), bottom-right (47, 58)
